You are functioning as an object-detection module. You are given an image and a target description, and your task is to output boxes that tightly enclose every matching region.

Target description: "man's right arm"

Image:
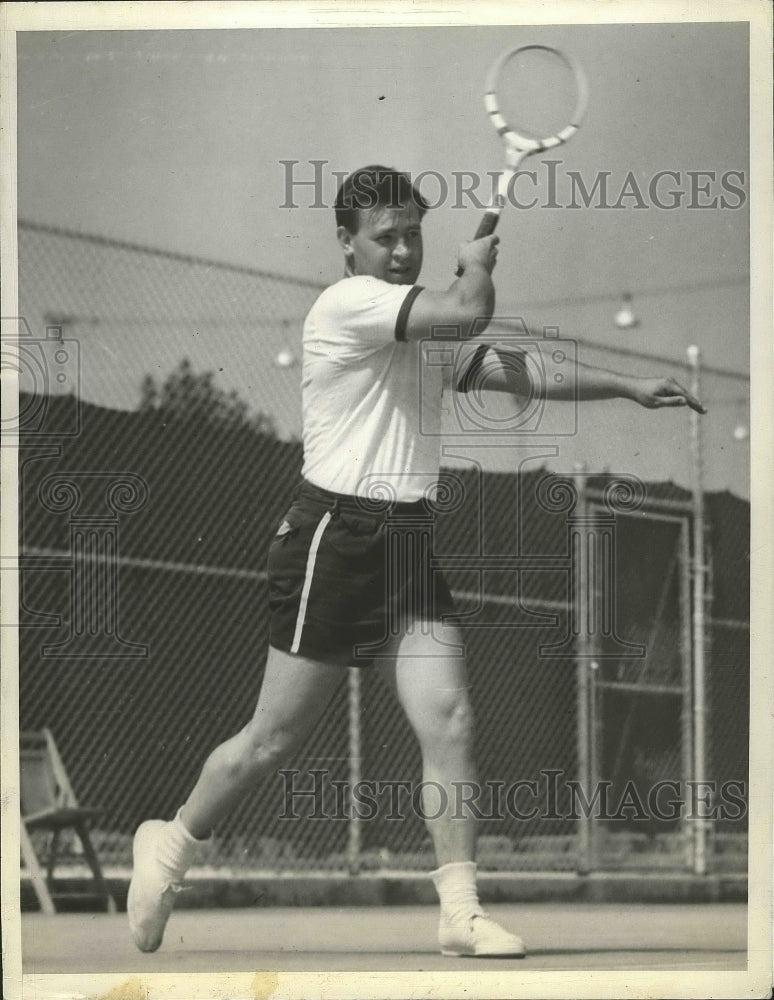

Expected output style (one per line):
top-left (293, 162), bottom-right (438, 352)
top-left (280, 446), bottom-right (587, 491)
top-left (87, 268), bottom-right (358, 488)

top-left (402, 235), bottom-right (499, 342)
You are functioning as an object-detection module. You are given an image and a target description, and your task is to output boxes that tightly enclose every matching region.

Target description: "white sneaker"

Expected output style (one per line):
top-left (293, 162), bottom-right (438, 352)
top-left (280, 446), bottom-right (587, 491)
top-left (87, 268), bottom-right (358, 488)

top-left (439, 909), bottom-right (527, 958)
top-left (127, 820), bottom-right (185, 953)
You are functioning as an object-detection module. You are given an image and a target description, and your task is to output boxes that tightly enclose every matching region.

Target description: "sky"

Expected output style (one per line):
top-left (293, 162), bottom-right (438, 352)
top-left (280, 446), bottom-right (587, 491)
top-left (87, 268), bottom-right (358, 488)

top-left (17, 24), bottom-right (749, 313)
top-left (13, 18), bottom-right (753, 493)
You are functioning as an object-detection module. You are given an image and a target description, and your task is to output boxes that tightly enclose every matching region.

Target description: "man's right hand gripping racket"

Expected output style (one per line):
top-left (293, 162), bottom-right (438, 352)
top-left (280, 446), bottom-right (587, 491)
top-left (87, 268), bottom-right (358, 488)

top-left (457, 43), bottom-right (589, 274)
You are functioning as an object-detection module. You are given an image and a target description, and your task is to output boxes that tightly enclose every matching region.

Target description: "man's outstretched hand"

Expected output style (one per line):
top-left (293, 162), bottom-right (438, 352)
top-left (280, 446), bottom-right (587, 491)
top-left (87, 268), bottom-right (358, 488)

top-left (629, 376), bottom-right (707, 414)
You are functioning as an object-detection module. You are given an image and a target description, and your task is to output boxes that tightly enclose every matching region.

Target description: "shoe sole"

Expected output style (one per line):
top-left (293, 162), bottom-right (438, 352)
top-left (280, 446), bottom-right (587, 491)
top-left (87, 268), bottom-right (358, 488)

top-left (441, 949), bottom-right (527, 958)
top-left (128, 821), bottom-right (169, 953)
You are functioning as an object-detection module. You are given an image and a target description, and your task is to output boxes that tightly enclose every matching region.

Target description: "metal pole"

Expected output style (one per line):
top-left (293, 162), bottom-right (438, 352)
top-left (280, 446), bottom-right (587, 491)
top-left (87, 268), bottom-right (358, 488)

top-left (687, 345), bottom-right (708, 875)
top-left (347, 666), bottom-right (362, 875)
top-left (589, 654), bottom-right (602, 872)
top-left (573, 464), bottom-right (593, 875)
top-left (679, 518), bottom-right (695, 872)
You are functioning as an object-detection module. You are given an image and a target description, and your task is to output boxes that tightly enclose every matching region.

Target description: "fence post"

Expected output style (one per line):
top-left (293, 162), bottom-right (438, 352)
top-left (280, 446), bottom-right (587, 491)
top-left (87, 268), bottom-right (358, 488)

top-left (679, 517), bottom-right (695, 872)
top-left (573, 464), bottom-right (593, 875)
top-left (347, 666), bottom-right (362, 875)
top-left (687, 345), bottom-right (709, 875)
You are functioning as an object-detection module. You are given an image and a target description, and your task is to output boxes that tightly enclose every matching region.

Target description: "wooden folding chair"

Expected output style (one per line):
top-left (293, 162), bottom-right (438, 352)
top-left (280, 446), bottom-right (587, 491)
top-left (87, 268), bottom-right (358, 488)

top-left (20, 728), bottom-right (116, 913)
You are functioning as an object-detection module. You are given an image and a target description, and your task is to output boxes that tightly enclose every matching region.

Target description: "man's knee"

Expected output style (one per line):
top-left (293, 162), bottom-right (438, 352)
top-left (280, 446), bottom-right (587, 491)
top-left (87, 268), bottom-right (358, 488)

top-left (236, 722), bottom-right (301, 778)
top-left (444, 696), bottom-right (475, 745)
top-left (421, 692), bottom-right (476, 748)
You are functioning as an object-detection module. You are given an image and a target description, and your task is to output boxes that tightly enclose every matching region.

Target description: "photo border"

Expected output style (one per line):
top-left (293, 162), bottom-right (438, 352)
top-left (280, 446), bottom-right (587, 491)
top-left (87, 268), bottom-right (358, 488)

top-left (1, 3), bottom-right (771, 999)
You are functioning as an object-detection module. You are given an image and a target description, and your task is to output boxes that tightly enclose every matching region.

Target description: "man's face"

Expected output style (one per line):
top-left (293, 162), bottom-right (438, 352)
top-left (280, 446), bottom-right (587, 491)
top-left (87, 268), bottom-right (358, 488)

top-left (337, 203), bottom-right (423, 285)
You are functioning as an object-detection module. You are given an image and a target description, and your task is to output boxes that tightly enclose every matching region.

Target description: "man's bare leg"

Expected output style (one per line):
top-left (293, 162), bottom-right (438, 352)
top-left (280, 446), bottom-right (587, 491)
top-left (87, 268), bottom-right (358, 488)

top-left (128, 647), bottom-right (343, 951)
top-left (380, 622), bottom-right (476, 865)
top-left (381, 621), bottom-right (526, 958)
top-left (182, 648), bottom-right (344, 837)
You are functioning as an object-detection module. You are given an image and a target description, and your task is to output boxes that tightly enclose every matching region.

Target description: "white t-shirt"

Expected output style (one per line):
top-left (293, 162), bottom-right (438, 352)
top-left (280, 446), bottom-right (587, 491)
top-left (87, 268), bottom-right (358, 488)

top-left (300, 275), bottom-right (444, 502)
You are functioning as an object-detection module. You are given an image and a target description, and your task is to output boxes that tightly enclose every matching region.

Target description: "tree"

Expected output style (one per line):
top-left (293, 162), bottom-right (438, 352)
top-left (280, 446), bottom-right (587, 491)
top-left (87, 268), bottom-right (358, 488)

top-left (138, 374), bottom-right (158, 413)
top-left (138, 358), bottom-right (276, 436)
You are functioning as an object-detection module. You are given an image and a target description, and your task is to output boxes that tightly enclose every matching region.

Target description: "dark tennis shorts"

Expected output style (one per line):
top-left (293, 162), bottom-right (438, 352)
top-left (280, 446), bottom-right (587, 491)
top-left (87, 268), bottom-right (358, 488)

top-left (267, 479), bottom-right (456, 667)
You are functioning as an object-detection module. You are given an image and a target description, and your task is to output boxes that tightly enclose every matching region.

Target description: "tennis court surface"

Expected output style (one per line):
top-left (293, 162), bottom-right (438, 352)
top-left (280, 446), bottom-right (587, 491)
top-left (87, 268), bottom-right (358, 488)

top-left (22, 902), bottom-right (746, 973)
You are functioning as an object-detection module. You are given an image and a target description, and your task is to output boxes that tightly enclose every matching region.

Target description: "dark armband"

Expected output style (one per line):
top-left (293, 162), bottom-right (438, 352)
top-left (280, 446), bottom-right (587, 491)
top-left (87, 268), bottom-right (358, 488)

top-left (394, 285), bottom-right (425, 342)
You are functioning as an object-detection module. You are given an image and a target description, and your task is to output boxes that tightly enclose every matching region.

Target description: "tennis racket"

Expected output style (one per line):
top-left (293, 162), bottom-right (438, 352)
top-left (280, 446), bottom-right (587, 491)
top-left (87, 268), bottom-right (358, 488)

top-left (459, 43), bottom-right (588, 271)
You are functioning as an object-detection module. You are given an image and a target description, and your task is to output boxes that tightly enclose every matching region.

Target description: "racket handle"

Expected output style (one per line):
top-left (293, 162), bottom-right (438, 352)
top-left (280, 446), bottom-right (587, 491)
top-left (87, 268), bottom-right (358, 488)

top-left (455, 211), bottom-right (501, 276)
top-left (473, 211), bottom-right (501, 240)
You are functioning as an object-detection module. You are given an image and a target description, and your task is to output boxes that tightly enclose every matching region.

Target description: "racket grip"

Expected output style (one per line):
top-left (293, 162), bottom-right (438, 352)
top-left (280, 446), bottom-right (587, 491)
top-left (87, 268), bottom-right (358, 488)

top-left (473, 211), bottom-right (500, 240)
top-left (455, 211), bottom-right (501, 276)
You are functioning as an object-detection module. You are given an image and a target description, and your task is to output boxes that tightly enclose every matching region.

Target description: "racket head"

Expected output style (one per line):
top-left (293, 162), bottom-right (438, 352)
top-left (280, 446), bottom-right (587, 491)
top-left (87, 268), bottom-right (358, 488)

top-left (485, 43), bottom-right (589, 153)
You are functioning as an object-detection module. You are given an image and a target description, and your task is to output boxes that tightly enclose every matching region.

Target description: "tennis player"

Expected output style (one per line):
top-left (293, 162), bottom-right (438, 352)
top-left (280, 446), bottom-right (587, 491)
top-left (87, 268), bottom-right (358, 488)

top-left (128, 166), bottom-right (705, 958)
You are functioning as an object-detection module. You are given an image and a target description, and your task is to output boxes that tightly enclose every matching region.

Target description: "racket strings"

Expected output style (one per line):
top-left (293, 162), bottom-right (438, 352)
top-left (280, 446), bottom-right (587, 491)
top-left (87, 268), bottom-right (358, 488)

top-left (492, 48), bottom-right (581, 145)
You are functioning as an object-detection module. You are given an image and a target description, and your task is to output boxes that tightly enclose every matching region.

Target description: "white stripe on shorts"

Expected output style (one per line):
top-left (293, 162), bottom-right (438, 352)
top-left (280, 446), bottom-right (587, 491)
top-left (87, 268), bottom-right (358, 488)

top-left (290, 510), bottom-right (332, 655)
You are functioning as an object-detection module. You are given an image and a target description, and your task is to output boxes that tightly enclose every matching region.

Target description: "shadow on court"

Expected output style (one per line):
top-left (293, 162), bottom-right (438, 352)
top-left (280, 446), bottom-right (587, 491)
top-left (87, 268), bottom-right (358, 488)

top-left (21, 902), bottom-right (746, 974)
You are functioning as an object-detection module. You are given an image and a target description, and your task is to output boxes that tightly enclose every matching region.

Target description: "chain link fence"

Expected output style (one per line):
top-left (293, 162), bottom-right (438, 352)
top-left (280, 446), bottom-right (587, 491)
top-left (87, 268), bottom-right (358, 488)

top-left (13, 221), bottom-right (749, 878)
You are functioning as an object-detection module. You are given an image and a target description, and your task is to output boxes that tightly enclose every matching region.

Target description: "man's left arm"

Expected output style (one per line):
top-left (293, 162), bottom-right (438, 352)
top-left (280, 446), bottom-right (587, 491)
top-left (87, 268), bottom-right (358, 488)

top-left (455, 343), bottom-right (707, 414)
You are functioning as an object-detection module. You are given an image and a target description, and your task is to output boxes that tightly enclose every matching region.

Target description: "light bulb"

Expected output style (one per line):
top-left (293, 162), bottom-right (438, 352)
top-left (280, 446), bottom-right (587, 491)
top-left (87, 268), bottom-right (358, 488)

top-left (614, 294), bottom-right (639, 330)
top-left (275, 348), bottom-right (297, 369)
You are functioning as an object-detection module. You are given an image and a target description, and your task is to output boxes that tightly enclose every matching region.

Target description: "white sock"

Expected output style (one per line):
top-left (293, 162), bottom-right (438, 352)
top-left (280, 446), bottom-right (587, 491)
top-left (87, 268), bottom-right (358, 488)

top-left (430, 861), bottom-right (482, 924)
top-left (156, 808), bottom-right (211, 880)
